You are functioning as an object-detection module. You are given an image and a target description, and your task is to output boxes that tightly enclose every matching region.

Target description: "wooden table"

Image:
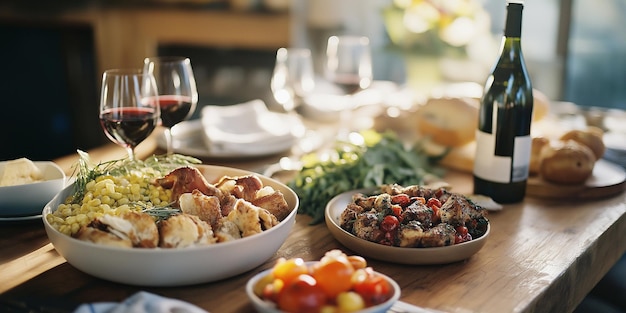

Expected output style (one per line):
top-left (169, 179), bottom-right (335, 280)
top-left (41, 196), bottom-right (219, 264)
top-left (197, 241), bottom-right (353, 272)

top-left (1, 131), bottom-right (625, 313)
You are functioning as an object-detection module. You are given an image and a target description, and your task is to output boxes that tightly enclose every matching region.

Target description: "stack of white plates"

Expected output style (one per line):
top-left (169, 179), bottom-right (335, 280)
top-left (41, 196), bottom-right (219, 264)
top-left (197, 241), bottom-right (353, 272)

top-left (603, 132), bottom-right (626, 168)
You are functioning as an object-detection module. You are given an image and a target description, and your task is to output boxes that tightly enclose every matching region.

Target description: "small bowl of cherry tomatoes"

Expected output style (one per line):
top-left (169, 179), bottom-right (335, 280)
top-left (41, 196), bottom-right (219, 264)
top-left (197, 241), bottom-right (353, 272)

top-left (246, 250), bottom-right (400, 313)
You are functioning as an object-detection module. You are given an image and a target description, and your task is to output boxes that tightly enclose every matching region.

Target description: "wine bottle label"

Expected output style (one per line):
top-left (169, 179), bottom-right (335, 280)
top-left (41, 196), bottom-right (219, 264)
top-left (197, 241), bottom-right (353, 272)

top-left (474, 130), bottom-right (531, 183)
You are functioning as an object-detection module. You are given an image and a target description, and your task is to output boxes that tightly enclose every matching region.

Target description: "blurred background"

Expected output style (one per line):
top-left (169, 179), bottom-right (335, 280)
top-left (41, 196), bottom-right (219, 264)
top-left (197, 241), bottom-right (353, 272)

top-left (0, 0), bottom-right (624, 161)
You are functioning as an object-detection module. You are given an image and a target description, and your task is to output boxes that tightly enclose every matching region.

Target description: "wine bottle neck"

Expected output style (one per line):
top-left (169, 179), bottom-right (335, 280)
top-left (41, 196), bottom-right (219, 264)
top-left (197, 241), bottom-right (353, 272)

top-left (504, 3), bottom-right (524, 38)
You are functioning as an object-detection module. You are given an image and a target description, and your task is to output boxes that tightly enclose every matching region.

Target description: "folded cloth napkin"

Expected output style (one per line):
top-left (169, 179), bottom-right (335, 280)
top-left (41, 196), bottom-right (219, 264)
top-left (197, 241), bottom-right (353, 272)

top-left (73, 291), bottom-right (208, 313)
top-left (201, 99), bottom-right (301, 155)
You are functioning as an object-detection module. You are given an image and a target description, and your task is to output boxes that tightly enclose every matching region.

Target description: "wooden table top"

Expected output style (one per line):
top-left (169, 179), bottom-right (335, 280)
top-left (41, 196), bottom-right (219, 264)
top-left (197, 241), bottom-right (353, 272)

top-left (1, 131), bottom-right (625, 313)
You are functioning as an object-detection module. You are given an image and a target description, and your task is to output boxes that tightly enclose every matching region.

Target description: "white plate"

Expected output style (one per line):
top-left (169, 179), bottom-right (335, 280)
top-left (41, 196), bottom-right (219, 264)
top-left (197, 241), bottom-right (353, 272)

top-left (325, 189), bottom-right (490, 265)
top-left (158, 120), bottom-right (294, 159)
top-left (43, 165), bottom-right (299, 287)
top-left (0, 214), bottom-right (42, 222)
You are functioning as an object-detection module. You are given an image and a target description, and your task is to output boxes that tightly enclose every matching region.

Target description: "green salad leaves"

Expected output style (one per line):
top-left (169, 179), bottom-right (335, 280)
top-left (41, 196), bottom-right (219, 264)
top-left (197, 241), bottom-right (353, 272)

top-left (287, 130), bottom-right (446, 224)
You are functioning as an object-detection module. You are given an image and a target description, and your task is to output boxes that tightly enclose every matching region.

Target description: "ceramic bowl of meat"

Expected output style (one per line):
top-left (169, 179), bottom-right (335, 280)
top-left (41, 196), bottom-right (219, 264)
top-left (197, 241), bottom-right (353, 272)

top-left (325, 188), bottom-right (490, 265)
top-left (0, 160), bottom-right (66, 218)
top-left (42, 164), bottom-right (299, 287)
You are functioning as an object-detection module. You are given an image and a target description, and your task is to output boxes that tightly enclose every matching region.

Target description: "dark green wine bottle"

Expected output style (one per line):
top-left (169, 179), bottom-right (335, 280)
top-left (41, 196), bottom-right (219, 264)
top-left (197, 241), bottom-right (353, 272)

top-left (473, 0), bottom-right (533, 204)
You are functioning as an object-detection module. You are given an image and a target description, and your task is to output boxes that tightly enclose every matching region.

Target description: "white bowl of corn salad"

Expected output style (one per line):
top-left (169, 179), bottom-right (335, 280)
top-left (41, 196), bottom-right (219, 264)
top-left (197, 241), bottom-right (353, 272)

top-left (42, 163), bottom-right (299, 287)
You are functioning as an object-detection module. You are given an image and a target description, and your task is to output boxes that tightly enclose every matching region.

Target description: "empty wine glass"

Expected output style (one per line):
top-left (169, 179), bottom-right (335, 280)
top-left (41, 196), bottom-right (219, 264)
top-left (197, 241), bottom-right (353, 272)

top-left (99, 69), bottom-right (160, 161)
top-left (270, 47), bottom-right (315, 114)
top-left (143, 56), bottom-right (198, 155)
top-left (325, 35), bottom-right (372, 138)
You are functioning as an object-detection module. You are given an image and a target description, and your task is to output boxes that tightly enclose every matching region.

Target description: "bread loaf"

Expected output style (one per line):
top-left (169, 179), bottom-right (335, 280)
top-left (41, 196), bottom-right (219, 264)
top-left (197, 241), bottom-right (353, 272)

top-left (415, 97), bottom-right (479, 147)
top-left (559, 127), bottom-right (605, 160)
top-left (529, 137), bottom-right (549, 175)
top-left (539, 139), bottom-right (595, 184)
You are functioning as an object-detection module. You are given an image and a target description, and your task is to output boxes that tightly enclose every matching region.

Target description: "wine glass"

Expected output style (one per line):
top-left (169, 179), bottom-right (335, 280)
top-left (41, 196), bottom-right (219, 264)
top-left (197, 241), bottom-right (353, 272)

top-left (143, 56), bottom-right (198, 155)
top-left (325, 35), bottom-right (373, 138)
top-left (270, 47), bottom-right (315, 114)
top-left (99, 69), bottom-right (160, 161)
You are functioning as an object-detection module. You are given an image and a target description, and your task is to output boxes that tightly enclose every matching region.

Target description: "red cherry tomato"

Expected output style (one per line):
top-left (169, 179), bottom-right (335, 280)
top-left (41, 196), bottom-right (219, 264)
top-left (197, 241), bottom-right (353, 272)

top-left (272, 258), bottom-right (308, 286)
top-left (426, 198), bottom-right (441, 209)
top-left (277, 274), bottom-right (327, 313)
top-left (352, 268), bottom-right (393, 306)
top-left (426, 198), bottom-right (442, 222)
top-left (347, 255), bottom-right (367, 270)
top-left (391, 205), bottom-right (403, 218)
top-left (380, 215), bottom-right (399, 233)
top-left (311, 258), bottom-right (354, 298)
top-left (411, 196), bottom-right (426, 205)
top-left (454, 226), bottom-right (472, 244)
top-left (391, 194), bottom-right (410, 207)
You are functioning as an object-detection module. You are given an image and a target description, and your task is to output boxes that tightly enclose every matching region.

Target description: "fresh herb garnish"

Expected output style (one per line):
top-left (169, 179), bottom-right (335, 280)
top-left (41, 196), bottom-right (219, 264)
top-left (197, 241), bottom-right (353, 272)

top-left (136, 202), bottom-right (181, 221)
top-left (70, 150), bottom-right (201, 204)
top-left (287, 129), bottom-right (445, 224)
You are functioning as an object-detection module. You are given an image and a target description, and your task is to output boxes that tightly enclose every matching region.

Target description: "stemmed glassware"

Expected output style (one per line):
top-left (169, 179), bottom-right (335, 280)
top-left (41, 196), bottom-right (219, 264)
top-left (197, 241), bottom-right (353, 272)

top-left (99, 69), bottom-right (160, 161)
top-left (270, 47), bottom-right (315, 114)
top-left (325, 35), bottom-right (373, 138)
top-left (143, 56), bottom-right (198, 155)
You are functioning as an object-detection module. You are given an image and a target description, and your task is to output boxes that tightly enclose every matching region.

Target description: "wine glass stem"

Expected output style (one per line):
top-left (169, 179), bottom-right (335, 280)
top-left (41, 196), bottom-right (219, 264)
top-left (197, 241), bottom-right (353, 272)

top-left (126, 147), bottom-right (135, 161)
top-left (164, 128), bottom-right (174, 155)
top-left (338, 96), bottom-right (354, 140)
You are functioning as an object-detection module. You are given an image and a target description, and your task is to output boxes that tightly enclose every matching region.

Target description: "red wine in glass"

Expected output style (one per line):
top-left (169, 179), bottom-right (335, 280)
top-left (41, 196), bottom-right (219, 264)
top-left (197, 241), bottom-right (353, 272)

top-left (331, 73), bottom-right (364, 95)
top-left (143, 56), bottom-right (198, 155)
top-left (147, 95), bottom-right (193, 128)
top-left (99, 107), bottom-right (158, 149)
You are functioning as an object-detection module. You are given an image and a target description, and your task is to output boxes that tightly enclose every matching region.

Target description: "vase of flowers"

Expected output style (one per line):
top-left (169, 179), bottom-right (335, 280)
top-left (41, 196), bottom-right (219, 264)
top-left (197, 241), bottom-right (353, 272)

top-left (383, 0), bottom-right (494, 99)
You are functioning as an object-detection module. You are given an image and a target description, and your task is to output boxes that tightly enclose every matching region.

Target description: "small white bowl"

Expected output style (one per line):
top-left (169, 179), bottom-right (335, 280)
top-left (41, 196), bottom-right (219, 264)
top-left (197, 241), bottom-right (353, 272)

top-left (246, 261), bottom-right (401, 313)
top-left (0, 161), bottom-right (66, 217)
top-left (43, 165), bottom-right (299, 287)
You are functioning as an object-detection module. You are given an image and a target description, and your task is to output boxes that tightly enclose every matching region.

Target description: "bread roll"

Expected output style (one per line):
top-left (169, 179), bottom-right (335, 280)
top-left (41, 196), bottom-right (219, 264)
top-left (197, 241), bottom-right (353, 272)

top-left (539, 139), bottom-right (595, 184)
top-left (529, 137), bottom-right (549, 175)
top-left (415, 97), bottom-right (479, 147)
top-left (559, 128), bottom-right (605, 160)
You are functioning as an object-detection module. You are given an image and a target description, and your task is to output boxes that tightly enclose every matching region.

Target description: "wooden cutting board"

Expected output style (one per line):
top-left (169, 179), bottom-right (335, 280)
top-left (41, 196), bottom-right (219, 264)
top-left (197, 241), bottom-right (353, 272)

top-left (438, 144), bottom-right (626, 200)
top-left (526, 159), bottom-right (626, 199)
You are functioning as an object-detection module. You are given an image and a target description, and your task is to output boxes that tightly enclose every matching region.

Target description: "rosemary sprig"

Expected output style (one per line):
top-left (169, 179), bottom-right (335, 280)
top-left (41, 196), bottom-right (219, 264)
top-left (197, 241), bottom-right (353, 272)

top-left (69, 150), bottom-right (201, 204)
top-left (135, 202), bottom-right (181, 221)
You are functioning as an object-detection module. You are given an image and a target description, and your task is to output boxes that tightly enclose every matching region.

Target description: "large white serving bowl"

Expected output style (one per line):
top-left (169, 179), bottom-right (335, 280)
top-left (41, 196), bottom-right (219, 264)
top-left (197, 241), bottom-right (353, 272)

top-left (0, 161), bottom-right (66, 217)
top-left (42, 164), bottom-right (299, 287)
top-left (325, 189), bottom-right (490, 265)
top-left (246, 261), bottom-right (401, 313)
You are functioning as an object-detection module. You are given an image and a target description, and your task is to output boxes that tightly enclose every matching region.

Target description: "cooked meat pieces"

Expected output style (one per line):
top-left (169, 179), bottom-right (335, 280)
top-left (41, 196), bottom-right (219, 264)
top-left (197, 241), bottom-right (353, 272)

top-left (227, 199), bottom-right (278, 237)
top-left (214, 220), bottom-right (242, 242)
top-left (418, 223), bottom-right (456, 247)
top-left (340, 184), bottom-right (489, 248)
top-left (215, 175), bottom-right (263, 202)
top-left (397, 222), bottom-right (455, 248)
top-left (439, 194), bottom-right (472, 226)
top-left (250, 189), bottom-right (291, 221)
top-left (74, 211), bottom-right (159, 248)
top-left (158, 214), bottom-right (217, 248)
top-left (74, 225), bottom-right (133, 248)
top-left (400, 202), bottom-right (434, 225)
top-left (351, 211), bottom-right (384, 243)
top-left (338, 203), bottom-right (360, 233)
top-left (179, 189), bottom-right (223, 229)
top-left (156, 167), bottom-right (222, 207)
